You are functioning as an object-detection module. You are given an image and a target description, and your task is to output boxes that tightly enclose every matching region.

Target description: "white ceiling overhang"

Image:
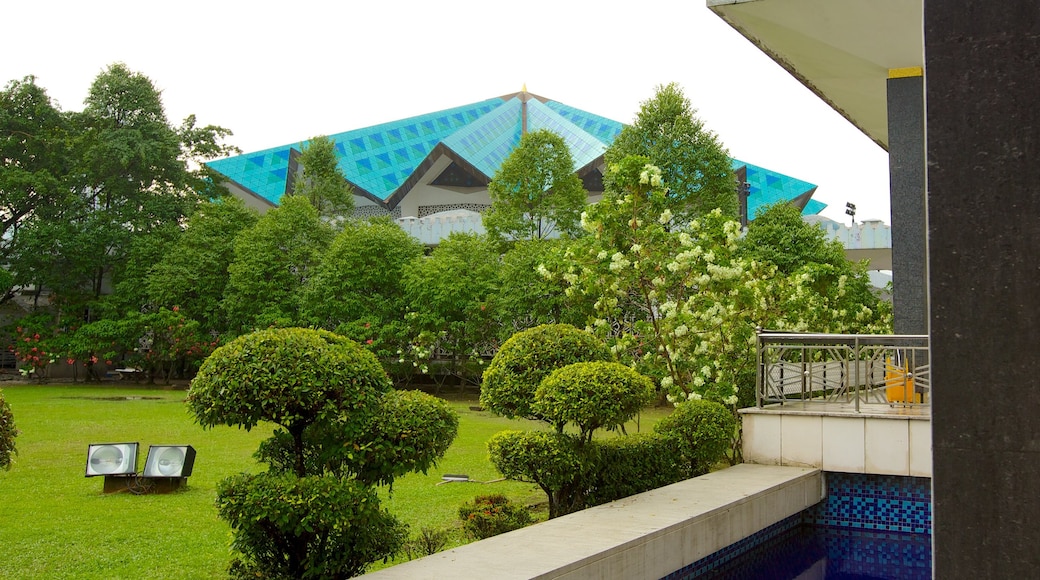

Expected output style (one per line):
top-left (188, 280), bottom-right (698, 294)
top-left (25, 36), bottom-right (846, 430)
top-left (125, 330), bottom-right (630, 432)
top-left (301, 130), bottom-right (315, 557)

top-left (707, 0), bottom-right (923, 149)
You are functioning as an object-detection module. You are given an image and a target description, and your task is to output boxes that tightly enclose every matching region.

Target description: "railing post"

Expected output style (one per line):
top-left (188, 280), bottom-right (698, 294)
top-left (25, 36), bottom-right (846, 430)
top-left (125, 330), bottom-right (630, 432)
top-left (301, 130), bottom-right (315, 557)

top-left (755, 328), bottom-right (763, 408)
top-left (854, 335), bottom-right (861, 412)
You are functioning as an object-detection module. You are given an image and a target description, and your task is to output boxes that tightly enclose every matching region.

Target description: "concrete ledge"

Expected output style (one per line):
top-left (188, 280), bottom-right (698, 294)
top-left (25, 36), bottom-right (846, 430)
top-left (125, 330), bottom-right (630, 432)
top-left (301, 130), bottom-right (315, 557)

top-left (742, 406), bottom-right (932, 476)
top-left (362, 464), bottom-right (822, 580)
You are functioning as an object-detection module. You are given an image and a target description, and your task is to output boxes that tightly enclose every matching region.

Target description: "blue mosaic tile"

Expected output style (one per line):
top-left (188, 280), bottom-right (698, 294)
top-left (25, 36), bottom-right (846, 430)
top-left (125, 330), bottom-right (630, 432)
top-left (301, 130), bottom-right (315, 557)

top-left (664, 473), bottom-right (933, 579)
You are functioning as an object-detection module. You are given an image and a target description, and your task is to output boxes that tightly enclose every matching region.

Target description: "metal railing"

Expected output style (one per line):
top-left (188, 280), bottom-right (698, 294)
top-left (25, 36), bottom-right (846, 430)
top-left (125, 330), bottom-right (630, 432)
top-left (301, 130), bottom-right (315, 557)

top-left (756, 330), bottom-right (930, 411)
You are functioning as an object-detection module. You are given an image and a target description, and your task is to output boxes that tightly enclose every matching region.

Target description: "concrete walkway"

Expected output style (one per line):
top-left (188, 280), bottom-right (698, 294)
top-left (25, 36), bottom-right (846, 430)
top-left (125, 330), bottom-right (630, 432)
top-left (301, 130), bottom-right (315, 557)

top-left (362, 464), bottom-right (822, 580)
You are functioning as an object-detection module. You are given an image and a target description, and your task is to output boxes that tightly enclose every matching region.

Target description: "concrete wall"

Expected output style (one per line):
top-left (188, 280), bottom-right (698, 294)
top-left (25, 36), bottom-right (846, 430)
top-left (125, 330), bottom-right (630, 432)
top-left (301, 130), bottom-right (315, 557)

top-left (362, 465), bottom-right (822, 580)
top-left (742, 408), bottom-right (931, 477)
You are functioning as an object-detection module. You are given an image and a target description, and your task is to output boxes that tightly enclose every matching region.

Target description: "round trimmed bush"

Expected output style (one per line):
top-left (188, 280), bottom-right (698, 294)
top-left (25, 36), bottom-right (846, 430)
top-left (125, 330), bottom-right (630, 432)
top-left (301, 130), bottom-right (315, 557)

top-left (654, 398), bottom-right (736, 476)
top-left (188, 327), bottom-right (390, 433)
top-left (534, 361), bottom-right (655, 439)
top-left (0, 390), bottom-right (16, 471)
top-left (480, 324), bottom-right (613, 421)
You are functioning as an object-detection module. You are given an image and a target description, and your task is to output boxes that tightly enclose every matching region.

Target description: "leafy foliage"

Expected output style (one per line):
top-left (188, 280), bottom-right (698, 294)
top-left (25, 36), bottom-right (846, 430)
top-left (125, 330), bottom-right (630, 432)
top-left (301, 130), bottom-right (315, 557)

top-left (147, 198), bottom-right (259, 334)
top-left (217, 473), bottom-right (406, 580)
top-left (487, 430), bottom-right (591, 519)
top-left (293, 135), bottom-right (354, 222)
top-left (654, 399), bottom-right (736, 476)
top-left (342, 389), bottom-right (459, 487)
top-left (584, 433), bottom-right (685, 506)
top-left (484, 129), bottom-right (587, 241)
top-left (552, 158), bottom-right (891, 413)
top-left (223, 196), bottom-right (332, 333)
top-left (189, 328), bottom-right (458, 577)
top-left (458, 494), bottom-right (533, 540)
top-left (0, 76), bottom-right (72, 268)
top-left (0, 389), bottom-right (16, 470)
top-left (402, 233), bottom-right (500, 385)
top-left (604, 83), bottom-right (736, 222)
top-left (480, 324), bottom-right (613, 423)
top-left (534, 361), bottom-right (654, 440)
top-left (495, 239), bottom-right (592, 338)
top-left (301, 217), bottom-right (424, 364)
top-left (5, 64), bottom-right (236, 317)
top-left (188, 328), bottom-right (389, 437)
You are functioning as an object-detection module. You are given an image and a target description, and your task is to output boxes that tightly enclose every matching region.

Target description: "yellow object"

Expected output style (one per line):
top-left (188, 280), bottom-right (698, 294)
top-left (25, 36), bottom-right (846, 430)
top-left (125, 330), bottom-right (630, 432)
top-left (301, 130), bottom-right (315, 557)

top-left (888, 67), bottom-right (924, 79)
top-left (885, 357), bottom-right (921, 403)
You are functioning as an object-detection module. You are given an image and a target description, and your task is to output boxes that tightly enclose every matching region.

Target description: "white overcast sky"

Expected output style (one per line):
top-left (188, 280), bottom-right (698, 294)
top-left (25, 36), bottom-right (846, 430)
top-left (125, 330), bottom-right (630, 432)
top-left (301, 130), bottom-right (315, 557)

top-left (3, 0), bottom-right (890, 224)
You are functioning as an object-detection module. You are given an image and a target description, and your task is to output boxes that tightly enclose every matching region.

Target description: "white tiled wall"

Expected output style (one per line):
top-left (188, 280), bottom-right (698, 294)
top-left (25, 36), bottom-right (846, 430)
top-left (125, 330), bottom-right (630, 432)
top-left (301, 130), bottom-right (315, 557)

top-left (742, 412), bottom-right (931, 477)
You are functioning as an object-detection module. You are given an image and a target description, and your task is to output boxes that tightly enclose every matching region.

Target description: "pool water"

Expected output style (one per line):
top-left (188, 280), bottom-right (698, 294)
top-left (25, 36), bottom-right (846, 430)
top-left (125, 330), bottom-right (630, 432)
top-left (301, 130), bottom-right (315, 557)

top-left (688, 525), bottom-right (931, 579)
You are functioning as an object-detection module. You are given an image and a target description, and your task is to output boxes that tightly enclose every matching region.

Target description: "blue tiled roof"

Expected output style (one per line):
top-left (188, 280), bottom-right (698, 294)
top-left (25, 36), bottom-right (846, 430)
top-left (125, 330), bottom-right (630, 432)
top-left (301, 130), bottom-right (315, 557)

top-left (735, 160), bottom-right (825, 217)
top-left (207, 95), bottom-right (824, 217)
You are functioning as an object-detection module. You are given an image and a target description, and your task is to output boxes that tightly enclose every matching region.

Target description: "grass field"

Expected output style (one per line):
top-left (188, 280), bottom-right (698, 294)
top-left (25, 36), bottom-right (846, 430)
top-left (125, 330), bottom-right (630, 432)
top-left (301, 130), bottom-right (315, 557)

top-left (0, 383), bottom-right (673, 579)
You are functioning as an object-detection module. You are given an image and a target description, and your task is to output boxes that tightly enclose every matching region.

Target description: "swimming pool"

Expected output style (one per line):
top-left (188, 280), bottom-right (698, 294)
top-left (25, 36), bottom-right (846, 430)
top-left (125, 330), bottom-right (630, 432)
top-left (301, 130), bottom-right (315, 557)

top-left (690, 524), bottom-right (931, 579)
top-left (664, 472), bottom-right (933, 579)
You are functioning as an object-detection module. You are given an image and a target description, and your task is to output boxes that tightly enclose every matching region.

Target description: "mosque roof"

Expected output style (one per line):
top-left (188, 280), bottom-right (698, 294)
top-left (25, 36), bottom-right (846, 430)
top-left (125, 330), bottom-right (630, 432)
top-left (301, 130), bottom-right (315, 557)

top-left (206, 92), bottom-right (824, 216)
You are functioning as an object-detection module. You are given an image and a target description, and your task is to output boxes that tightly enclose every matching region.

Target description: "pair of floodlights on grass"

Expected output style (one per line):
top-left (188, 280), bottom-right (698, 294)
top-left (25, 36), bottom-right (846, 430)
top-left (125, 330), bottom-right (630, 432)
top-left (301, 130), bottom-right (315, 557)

top-left (85, 443), bottom-right (195, 494)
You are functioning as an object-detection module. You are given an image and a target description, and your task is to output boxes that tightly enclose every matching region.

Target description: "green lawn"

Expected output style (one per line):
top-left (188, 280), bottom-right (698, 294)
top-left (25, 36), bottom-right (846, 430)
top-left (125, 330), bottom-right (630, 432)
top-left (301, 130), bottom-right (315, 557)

top-left (0, 383), bottom-right (672, 579)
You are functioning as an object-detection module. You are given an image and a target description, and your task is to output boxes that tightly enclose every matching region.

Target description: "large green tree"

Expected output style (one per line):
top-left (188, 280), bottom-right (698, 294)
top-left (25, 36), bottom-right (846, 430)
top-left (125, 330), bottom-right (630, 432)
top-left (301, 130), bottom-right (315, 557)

top-left (555, 158), bottom-right (891, 415)
top-left (5, 64), bottom-right (236, 318)
top-left (293, 135), bottom-right (354, 222)
top-left (402, 232), bottom-right (500, 387)
top-left (0, 77), bottom-right (72, 265)
top-left (147, 197), bottom-right (258, 334)
top-left (222, 196), bottom-right (332, 334)
top-left (301, 217), bottom-right (424, 363)
top-left (484, 129), bottom-right (587, 241)
top-left (604, 83), bottom-right (736, 222)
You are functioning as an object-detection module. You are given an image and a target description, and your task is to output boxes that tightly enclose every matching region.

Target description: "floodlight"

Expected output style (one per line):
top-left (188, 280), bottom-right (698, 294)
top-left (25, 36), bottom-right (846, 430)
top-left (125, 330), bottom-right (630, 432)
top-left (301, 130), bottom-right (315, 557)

top-left (142, 445), bottom-right (196, 478)
top-left (85, 443), bottom-right (139, 477)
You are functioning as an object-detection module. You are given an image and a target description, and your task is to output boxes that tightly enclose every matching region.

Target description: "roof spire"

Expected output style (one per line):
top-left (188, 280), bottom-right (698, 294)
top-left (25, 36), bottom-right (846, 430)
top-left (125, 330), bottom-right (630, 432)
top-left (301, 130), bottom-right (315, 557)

top-left (520, 83), bottom-right (529, 134)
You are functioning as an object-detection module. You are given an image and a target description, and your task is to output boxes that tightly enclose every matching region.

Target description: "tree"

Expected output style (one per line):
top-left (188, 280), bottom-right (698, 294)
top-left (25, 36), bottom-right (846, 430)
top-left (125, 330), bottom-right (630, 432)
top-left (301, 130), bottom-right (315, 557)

top-left (480, 324), bottom-right (613, 423)
top-left (402, 233), bottom-right (500, 387)
top-left (188, 328), bottom-right (457, 578)
top-left (0, 77), bottom-right (72, 268)
top-left (482, 326), bottom-right (655, 518)
top-left (300, 217), bottom-right (424, 365)
top-left (147, 197), bottom-right (258, 334)
top-left (604, 83), bottom-right (737, 222)
top-left (4, 64), bottom-right (236, 319)
top-left (494, 238), bottom-right (593, 339)
top-left (0, 389), bottom-right (16, 470)
top-left (553, 158), bottom-right (891, 418)
top-left (223, 196), bottom-right (332, 333)
top-left (293, 135), bottom-right (354, 222)
top-left (484, 129), bottom-right (587, 241)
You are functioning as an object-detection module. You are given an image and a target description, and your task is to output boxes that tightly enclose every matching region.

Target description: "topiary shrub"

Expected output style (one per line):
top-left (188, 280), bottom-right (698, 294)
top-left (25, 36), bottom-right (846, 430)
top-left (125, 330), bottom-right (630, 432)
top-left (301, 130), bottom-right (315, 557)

top-left (458, 494), bottom-right (533, 540)
top-left (188, 328), bottom-right (458, 578)
top-left (487, 430), bottom-right (594, 519)
top-left (534, 361), bottom-right (655, 440)
top-left (0, 389), bottom-right (16, 471)
top-left (584, 433), bottom-right (687, 507)
top-left (218, 473), bottom-right (406, 579)
top-left (480, 324), bottom-right (613, 423)
top-left (654, 398), bottom-right (736, 476)
top-left (254, 388), bottom-right (459, 487)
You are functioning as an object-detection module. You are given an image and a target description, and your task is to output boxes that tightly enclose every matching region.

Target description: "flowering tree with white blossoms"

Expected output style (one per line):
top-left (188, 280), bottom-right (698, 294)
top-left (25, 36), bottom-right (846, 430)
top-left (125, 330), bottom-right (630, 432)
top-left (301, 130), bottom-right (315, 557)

top-left (546, 156), bottom-right (891, 415)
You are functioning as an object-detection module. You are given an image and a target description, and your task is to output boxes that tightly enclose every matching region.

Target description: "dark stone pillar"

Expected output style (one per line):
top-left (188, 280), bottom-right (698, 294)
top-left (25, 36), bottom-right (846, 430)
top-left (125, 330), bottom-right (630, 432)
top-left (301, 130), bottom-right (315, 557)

top-left (926, 3), bottom-right (1040, 578)
top-left (887, 72), bottom-right (928, 335)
